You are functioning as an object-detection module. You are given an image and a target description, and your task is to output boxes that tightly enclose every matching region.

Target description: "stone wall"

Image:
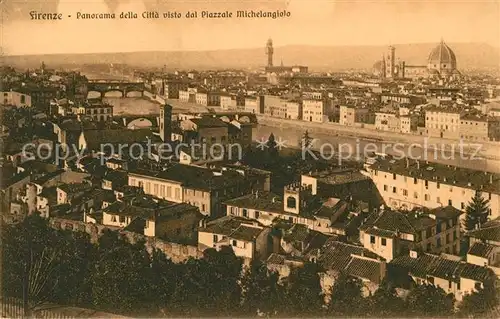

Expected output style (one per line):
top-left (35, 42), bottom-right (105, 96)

top-left (49, 218), bottom-right (203, 263)
top-left (144, 90), bottom-right (166, 105)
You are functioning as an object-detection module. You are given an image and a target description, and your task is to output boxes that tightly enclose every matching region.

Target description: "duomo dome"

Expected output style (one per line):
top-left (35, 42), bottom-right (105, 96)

top-left (427, 40), bottom-right (458, 76)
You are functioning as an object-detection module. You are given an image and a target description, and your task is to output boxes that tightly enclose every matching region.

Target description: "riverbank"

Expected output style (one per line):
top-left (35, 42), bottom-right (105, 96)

top-left (257, 115), bottom-right (500, 162)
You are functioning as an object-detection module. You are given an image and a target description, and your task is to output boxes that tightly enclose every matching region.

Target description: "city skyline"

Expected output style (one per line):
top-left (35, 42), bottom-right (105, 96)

top-left (1, 0), bottom-right (499, 55)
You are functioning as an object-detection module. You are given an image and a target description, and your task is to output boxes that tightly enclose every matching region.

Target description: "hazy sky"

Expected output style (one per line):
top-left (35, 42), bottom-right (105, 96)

top-left (1, 0), bottom-right (499, 55)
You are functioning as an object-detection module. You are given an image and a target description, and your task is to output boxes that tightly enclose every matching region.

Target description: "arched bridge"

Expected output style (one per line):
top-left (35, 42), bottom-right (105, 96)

top-left (87, 79), bottom-right (145, 98)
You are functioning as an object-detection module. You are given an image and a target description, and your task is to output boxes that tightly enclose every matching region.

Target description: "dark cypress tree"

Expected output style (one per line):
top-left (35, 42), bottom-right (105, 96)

top-left (463, 190), bottom-right (490, 231)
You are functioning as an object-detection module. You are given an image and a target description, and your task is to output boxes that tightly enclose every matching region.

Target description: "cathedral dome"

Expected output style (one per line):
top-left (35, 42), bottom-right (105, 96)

top-left (428, 40), bottom-right (457, 70)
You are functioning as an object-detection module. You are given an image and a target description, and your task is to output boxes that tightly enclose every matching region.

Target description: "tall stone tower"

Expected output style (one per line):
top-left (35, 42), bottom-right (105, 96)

top-left (159, 104), bottom-right (172, 142)
top-left (266, 38), bottom-right (274, 67)
top-left (386, 46), bottom-right (396, 78)
top-left (381, 55), bottom-right (386, 79)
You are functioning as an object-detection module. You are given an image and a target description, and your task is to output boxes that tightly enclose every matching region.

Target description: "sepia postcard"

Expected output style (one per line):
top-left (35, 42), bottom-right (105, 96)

top-left (1, 0), bottom-right (500, 318)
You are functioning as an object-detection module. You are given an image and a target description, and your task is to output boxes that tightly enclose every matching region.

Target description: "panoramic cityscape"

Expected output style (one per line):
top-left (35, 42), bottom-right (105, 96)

top-left (1, 0), bottom-right (500, 318)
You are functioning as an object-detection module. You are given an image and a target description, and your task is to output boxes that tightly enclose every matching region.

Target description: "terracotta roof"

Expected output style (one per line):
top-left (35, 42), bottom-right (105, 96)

top-left (467, 242), bottom-right (495, 258)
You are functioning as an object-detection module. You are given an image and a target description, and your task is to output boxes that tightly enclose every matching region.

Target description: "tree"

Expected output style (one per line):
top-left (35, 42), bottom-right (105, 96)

top-left (169, 247), bottom-right (243, 317)
top-left (266, 133), bottom-right (279, 158)
top-left (368, 279), bottom-right (405, 317)
top-left (406, 283), bottom-right (455, 317)
top-left (149, 249), bottom-right (177, 316)
top-left (463, 190), bottom-right (490, 231)
top-left (299, 130), bottom-right (313, 150)
top-left (1, 214), bottom-right (95, 315)
top-left (91, 230), bottom-right (157, 316)
top-left (327, 273), bottom-right (365, 316)
top-left (459, 275), bottom-right (498, 317)
top-left (240, 260), bottom-right (284, 317)
top-left (283, 262), bottom-right (324, 316)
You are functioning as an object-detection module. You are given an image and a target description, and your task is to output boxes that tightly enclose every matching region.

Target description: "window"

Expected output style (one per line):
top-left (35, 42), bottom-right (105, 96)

top-left (402, 189), bottom-right (408, 196)
top-left (414, 192), bottom-right (418, 199)
top-left (242, 209), bottom-right (248, 218)
top-left (213, 235), bottom-right (218, 242)
top-left (425, 194), bottom-right (430, 201)
top-left (384, 185), bottom-right (388, 192)
top-left (286, 196), bottom-right (297, 209)
top-left (255, 211), bottom-right (260, 219)
top-left (119, 215), bottom-right (125, 223)
top-left (111, 215), bottom-right (117, 222)
top-left (414, 178), bottom-right (418, 184)
top-left (381, 238), bottom-right (387, 246)
top-left (425, 180), bottom-right (429, 188)
top-left (202, 204), bottom-right (206, 212)
top-left (461, 202), bottom-right (465, 209)
top-left (448, 199), bottom-right (452, 206)
top-left (449, 281), bottom-right (452, 289)
top-left (370, 236), bottom-right (376, 244)
top-left (457, 282), bottom-right (461, 290)
top-left (393, 173), bottom-right (396, 180)
top-left (437, 182), bottom-right (440, 189)
top-left (437, 197), bottom-right (441, 204)
top-left (232, 240), bottom-right (237, 247)
top-left (392, 187), bottom-right (397, 194)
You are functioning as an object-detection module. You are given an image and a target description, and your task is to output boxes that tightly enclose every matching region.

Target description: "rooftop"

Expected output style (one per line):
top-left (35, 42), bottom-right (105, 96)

top-left (361, 206), bottom-right (461, 238)
top-left (467, 219), bottom-right (500, 243)
top-left (305, 169), bottom-right (370, 185)
top-left (130, 163), bottom-right (248, 191)
top-left (390, 253), bottom-right (492, 283)
top-left (368, 156), bottom-right (500, 194)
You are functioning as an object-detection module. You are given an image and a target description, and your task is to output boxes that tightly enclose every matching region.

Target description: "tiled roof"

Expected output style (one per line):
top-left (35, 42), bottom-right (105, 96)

top-left (369, 156), bottom-right (500, 194)
top-left (230, 225), bottom-right (264, 241)
top-left (467, 220), bottom-right (500, 243)
top-left (390, 253), bottom-right (493, 283)
top-left (345, 257), bottom-right (383, 283)
top-left (104, 196), bottom-right (198, 221)
top-left (267, 253), bottom-right (286, 265)
top-left (130, 163), bottom-right (247, 191)
top-left (223, 192), bottom-right (284, 214)
top-left (467, 242), bottom-right (495, 258)
top-left (318, 240), bottom-right (384, 283)
top-left (200, 216), bottom-right (264, 242)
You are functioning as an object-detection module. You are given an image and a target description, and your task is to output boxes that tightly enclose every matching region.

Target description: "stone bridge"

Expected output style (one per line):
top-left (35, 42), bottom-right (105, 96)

top-left (87, 79), bottom-right (146, 98)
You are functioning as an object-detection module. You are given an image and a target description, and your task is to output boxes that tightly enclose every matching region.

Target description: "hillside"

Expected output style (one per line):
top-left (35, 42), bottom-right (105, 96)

top-left (2, 43), bottom-right (499, 71)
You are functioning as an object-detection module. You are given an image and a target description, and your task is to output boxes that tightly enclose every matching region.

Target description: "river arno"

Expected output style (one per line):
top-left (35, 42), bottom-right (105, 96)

top-left (80, 72), bottom-right (499, 173)
top-left (255, 124), bottom-right (500, 173)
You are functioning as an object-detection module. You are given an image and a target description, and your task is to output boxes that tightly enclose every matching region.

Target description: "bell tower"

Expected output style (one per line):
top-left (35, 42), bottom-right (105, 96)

top-left (386, 46), bottom-right (396, 78)
top-left (283, 183), bottom-right (313, 215)
top-left (266, 38), bottom-right (274, 68)
top-left (159, 104), bottom-right (172, 142)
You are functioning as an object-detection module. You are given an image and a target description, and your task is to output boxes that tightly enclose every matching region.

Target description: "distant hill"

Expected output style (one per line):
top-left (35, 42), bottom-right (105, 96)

top-left (2, 43), bottom-right (499, 71)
